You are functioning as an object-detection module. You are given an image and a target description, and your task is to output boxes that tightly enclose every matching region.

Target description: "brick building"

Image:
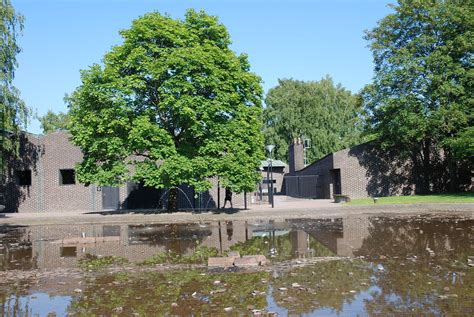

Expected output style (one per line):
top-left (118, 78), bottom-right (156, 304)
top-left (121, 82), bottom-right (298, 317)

top-left (285, 139), bottom-right (472, 199)
top-left (259, 159), bottom-right (287, 194)
top-left (1, 131), bottom-right (249, 213)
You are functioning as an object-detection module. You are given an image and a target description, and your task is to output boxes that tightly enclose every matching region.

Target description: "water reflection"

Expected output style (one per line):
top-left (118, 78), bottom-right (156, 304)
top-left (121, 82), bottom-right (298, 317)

top-left (70, 270), bottom-right (271, 315)
top-left (0, 226), bottom-right (35, 271)
top-left (0, 215), bottom-right (473, 315)
top-left (1, 220), bottom-right (343, 270)
top-left (1, 216), bottom-right (473, 270)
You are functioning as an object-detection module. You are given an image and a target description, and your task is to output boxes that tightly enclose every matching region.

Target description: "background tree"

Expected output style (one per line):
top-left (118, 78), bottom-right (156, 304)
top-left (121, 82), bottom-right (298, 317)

top-left (263, 77), bottom-right (363, 163)
top-left (68, 9), bottom-right (264, 210)
top-left (1, 0), bottom-right (28, 180)
top-left (37, 110), bottom-right (70, 134)
top-left (362, 0), bottom-right (473, 192)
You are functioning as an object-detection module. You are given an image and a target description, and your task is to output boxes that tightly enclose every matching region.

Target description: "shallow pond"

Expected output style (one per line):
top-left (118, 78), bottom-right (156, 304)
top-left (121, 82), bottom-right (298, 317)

top-left (0, 214), bottom-right (473, 316)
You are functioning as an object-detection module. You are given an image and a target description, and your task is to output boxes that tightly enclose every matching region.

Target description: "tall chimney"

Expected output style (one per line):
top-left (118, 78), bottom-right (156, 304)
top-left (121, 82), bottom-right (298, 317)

top-left (289, 137), bottom-right (304, 174)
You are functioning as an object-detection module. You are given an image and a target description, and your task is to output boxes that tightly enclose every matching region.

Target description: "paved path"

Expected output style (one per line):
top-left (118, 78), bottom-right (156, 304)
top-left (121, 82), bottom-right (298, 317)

top-left (1, 198), bottom-right (472, 226)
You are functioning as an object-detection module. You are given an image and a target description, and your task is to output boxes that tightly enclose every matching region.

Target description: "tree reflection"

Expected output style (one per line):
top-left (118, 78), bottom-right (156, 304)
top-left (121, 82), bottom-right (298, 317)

top-left (68, 270), bottom-right (270, 315)
top-left (229, 230), bottom-right (335, 261)
top-left (272, 260), bottom-right (371, 315)
top-left (0, 284), bottom-right (32, 316)
top-left (357, 216), bottom-right (474, 315)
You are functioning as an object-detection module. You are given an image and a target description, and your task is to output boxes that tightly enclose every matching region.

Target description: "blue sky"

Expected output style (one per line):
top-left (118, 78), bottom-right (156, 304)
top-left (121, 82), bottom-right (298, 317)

top-left (12, 0), bottom-right (393, 134)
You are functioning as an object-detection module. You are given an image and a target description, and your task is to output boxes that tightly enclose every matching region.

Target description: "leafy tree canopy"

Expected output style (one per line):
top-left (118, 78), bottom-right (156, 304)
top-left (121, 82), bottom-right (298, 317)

top-left (68, 9), bottom-right (264, 194)
top-left (38, 110), bottom-right (70, 134)
top-left (263, 77), bottom-right (363, 163)
top-left (362, 0), bottom-right (473, 161)
top-left (1, 0), bottom-right (28, 172)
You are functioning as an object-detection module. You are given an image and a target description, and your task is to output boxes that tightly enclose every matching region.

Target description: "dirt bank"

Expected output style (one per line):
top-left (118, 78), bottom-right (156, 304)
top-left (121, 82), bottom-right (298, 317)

top-left (0, 202), bottom-right (472, 226)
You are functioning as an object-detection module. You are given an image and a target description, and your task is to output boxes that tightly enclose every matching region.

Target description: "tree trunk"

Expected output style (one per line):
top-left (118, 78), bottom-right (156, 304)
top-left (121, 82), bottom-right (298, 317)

top-left (446, 149), bottom-right (459, 192)
top-left (167, 187), bottom-right (179, 212)
top-left (411, 150), bottom-right (424, 194)
top-left (421, 139), bottom-right (432, 194)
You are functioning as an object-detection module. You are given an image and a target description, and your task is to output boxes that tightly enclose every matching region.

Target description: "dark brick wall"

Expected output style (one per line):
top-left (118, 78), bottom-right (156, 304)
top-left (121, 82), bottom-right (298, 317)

top-left (298, 154), bottom-right (334, 198)
top-left (4, 133), bottom-right (42, 212)
top-left (41, 132), bottom-right (94, 212)
top-left (341, 143), bottom-right (415, 198)
top-left (286, 154), bottom-right (334, 198)
top-left (286, 142), bottom-right (472, 199)
top-left (4, 131), bottom-right (251, 213)
top-left (287, 143), bottom-right (419, 199)
top-left (4, 132), bottom-right (97, 213)
top-left (260, 166), bottom-right (286, 194)
top-left (289, 139), bottom-right (305, 174)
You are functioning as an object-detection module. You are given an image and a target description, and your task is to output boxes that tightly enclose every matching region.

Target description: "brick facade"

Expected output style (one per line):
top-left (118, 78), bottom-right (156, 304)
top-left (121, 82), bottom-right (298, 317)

top-left (288, 139), bottom-right (305, 174)
top-left (2, 131), bottom-right (250, 213)
top-left (259, 165), bottom-right (287, 195)
top-left (286, 142), bottom-right (472, 199)
top-left (3, 132), bottom-right (98, 213)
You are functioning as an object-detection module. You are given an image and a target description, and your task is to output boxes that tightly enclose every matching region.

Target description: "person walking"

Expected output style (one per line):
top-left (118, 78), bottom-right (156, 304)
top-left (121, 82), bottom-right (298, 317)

top-left (223, 187), bottom-right (233, 208)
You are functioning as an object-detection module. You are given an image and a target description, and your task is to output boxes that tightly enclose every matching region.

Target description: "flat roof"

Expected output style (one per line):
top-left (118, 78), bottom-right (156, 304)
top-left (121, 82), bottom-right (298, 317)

top-left (260, 160), bottom-right (287, 168)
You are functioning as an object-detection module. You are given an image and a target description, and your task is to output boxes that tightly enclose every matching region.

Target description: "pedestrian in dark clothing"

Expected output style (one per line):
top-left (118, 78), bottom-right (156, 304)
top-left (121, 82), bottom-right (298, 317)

top-left (226, 221), bottom-right (233, 240)
top-left (223, 188), bottom-right (233, 208)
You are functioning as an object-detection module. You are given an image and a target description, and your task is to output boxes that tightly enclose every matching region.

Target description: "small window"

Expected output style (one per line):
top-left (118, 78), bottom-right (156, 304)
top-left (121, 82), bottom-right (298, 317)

top-left (59, 169), bottom-right (76, 185)
top-left (60, 246), bottom-right (77, 257)
top-left (17, 170), bottom-right (32, 186)
top-left (103, 225), bottom-right (121, 237)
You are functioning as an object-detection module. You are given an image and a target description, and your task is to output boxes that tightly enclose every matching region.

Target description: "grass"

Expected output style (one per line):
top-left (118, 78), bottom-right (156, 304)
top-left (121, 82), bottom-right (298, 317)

top-left (347, 192), bottom-right (474, 206)
top-left (140, 245), bottom-right (219, 266)
top-left (78, 254), bottom-right (129, 270)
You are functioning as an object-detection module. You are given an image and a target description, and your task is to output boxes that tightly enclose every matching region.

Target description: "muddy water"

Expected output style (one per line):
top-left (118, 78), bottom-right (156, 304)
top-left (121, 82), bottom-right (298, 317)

top-left (0, 214), bottom-right (473, 316)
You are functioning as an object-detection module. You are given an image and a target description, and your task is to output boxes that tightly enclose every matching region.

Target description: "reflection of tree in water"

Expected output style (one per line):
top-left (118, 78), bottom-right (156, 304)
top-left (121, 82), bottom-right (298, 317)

top-left (0, 283), bottom-right (32, 316)
top-left (229, 230), bottom-right (335, 261)
top-left (355, 216), bottom-right (474, 260)
top-left (69, 270), bottom-right (270, 315)
top-left (128, 224), bottom-right (212, 255)
top-left (272, 260), bottom-right (371, 315)
top-left (356, 216), bottom-right (474, 315)
top-left (230, 234), bottom-right (292, 260)
top-left (0, 227), bottom-right (35, 271)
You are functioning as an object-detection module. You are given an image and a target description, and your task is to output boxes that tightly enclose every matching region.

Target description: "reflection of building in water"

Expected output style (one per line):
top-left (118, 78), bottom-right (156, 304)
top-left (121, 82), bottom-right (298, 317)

top-left (336, 216), bottom-right (370, 257)
top-left (0, 227), bottom-right (35, 270)
top-left (29, 224), bottom-right (165, 269)
top-left (17, 216), bottom-right (371, 270)
top-left (290, 229), bottom-right (313, 258)
top-left (23, 222), bottom-right (253, 269)
top-left (288, 216), bottom-right (371, 257)
top-left (200, 220), bottom-right (250, 253)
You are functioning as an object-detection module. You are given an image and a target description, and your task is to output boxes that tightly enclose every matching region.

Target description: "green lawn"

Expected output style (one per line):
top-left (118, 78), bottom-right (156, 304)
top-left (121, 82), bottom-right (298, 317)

top-left (347, 192), bottom-right (474, 206)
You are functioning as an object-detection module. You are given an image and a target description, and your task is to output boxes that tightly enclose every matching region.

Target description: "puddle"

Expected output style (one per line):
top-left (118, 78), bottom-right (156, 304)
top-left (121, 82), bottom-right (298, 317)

top-left (0, 214), bottom-right (473, 315)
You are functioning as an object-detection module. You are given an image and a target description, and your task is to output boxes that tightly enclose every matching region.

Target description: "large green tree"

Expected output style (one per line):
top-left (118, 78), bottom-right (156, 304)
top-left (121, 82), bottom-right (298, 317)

top-left (38, 110), bottom-right (70, 134)
top-left (263, 77), bottom-right (363, 163)
top-left (362, 0), bottom-right (473, 191)
top-left (68, 10), bottom-right (264, 210)
top-left (0, 0), bottom-right (28, 180)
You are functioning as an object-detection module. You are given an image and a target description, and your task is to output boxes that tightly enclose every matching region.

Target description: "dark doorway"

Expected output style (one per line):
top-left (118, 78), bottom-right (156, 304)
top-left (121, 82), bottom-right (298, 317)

top-left (331, 169), bottom-right (342, 195)
top-left (125, 182), bottom-right (160, 209)
top-left (102, 186), bottom-right (119, 210)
